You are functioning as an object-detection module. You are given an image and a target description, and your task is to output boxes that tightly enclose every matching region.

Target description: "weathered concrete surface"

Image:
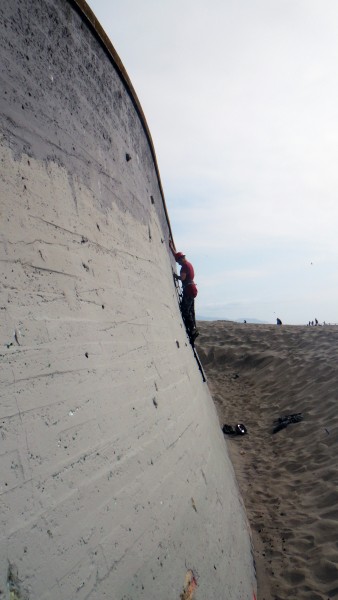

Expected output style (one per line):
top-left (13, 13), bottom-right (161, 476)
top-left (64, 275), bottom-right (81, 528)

top-left (0, 1), bottom-right (256, 598)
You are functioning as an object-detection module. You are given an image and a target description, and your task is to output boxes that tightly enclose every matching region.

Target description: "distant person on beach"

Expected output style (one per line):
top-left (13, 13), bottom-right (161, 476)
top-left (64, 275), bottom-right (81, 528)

top-left (169, 239), bottom-right (199, 343)
top-left (276, 318), bottom-right (282, 326)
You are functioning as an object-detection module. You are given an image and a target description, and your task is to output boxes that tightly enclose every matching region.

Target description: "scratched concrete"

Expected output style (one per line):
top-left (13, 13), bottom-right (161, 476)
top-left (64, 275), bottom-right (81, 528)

top-left (0, 1), bottom-right (256, 598)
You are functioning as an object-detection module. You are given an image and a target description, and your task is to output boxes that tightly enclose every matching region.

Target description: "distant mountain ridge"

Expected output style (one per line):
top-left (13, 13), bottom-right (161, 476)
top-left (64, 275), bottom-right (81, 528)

top-left (197, 316), bottom-right (268, 324)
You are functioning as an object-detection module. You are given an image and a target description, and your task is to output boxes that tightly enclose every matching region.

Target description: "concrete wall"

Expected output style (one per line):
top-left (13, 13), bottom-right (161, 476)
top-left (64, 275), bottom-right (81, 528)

top-left (0, 1), bottom-right (256, 598)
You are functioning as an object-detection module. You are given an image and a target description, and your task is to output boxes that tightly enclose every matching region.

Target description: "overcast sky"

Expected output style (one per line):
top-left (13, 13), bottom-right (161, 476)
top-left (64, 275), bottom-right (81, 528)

top-left (88, 0), bottom-right (338, 324)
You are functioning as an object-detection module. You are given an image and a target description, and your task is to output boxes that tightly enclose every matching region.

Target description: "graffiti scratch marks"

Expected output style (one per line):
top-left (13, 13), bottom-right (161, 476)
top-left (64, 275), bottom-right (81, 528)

top-left (180, 569), bottom-right (197, 600)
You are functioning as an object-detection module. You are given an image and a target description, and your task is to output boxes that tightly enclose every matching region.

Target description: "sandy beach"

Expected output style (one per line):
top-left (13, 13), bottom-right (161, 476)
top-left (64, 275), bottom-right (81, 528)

top-left (196, 320), bottom-right (338, 600)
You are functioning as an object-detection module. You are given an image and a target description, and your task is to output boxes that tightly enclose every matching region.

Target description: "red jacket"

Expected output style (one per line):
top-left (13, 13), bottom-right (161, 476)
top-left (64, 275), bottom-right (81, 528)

top-left (181, 261), bottom-right (198, 298)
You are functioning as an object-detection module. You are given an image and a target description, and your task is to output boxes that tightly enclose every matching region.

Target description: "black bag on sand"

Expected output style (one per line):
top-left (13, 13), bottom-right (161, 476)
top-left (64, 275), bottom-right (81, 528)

top-left (272, 413), bottom-right (303, 434)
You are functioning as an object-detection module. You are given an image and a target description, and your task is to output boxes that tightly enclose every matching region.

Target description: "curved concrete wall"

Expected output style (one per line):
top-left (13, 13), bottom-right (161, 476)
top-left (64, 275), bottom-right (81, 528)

top-left (0, 1), bottom-right (256, 598)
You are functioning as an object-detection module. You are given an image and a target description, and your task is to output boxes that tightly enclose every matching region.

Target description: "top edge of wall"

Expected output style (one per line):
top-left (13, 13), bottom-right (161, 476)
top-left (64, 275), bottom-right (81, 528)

top-left (69, 0), bottom-right (173, 240)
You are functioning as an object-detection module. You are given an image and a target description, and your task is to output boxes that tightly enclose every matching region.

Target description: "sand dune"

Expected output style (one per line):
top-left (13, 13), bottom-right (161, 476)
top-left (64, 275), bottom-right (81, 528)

top-left (196, 321), bottom-right (338, 600)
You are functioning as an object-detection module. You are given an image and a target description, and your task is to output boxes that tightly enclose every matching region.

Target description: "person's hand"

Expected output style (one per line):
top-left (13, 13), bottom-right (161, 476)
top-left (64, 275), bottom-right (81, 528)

top-left (173, 273), bottom-right (179, 281)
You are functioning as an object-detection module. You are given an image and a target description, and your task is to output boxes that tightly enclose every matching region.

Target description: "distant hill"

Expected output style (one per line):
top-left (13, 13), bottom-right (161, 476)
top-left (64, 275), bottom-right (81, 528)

top-left (197, 316), bottom-right (230, 322)
top-left (197, 316), bottom-right (268, 324)
top-left (236, 317), bottom-right (268, 324)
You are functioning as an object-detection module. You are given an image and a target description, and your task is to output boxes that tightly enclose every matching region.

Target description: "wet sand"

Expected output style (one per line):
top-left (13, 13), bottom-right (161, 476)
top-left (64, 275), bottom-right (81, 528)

top-left (196, 320), bottom-right (338, 600)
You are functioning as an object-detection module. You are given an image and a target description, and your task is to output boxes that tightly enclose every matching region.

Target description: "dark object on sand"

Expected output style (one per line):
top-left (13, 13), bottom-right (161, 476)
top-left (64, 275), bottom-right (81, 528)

top-left (273, 413), bottom-right (303, 434)
top-left (222, 423), bottom-right (247, 436)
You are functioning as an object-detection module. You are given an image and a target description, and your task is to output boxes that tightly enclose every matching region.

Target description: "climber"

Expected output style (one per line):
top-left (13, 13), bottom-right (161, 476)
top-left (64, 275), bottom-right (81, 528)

top-left (169, 239), bottom-right (199, 343)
